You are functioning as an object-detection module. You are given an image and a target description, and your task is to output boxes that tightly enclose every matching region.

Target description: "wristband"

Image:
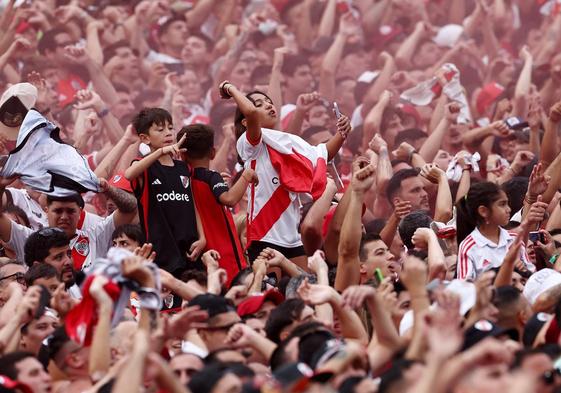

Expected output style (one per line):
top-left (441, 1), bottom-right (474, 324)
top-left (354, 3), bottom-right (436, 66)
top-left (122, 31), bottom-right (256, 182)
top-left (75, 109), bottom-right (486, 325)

top-left (138, 287), bottom-right (162, 310)
top-left (97, 108), bottom-right (110, 118)
top-left (407, 149), bottom-right (417, 163)
top-left (549, 254), bottom-right (560, 265)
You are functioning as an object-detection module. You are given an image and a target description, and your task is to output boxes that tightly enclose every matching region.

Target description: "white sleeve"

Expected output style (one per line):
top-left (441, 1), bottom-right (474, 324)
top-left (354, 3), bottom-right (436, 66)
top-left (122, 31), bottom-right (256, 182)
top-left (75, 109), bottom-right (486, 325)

top-left (236, 133), bottom-right (264, 163)
top-left (7, 223), bottom-right (34, 263)
top-left (90, 213), bottom-right (116, 259)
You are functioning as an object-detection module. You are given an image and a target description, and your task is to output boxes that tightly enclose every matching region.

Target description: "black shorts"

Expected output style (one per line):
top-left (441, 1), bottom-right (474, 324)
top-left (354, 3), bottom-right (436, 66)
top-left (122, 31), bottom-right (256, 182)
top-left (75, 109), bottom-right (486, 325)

top-left (247, 241), bottom-right (306, 263)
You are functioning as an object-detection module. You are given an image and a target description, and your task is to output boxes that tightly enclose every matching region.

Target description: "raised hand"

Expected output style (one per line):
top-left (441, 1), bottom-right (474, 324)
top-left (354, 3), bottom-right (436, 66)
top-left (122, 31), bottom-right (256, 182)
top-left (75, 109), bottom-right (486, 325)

top-left (444, 103), bottom-right (461, 123)
top-left (400, 255), bottom-right (428, 292)
top-left (351, 160), bottom-right (375, 193)
top-left (134, 243), bottom-right (156, 262)
top-left (161, 134), bottom-right (187, 156)
top-left (122, 256), bottom-right (155, 288)
top-left (420, 163), bottom-right (445, 184)
top-left (527, 162), bottom-right (550, 198)
top-left (259, 247), bottom-right (286, 267)
top-left (89, 275), bottom-right (113, 307)
top-left (63, 45), bottom-right (90, 65)
top-left (74, 89), bottom-right (104, 112)
top-left (296, 92), bottom-right (320, 113)
top-left (549, 101), bottom-right (561, 123)
top-left (368, 133), bottom-right (388, 154)
top-left (341, 285), bottom-right (376, 309)
top-left (394, 199), bottom-right (412, 219)
top-left (336, 114), bottom-right (352, 140)
top-left (297, 279), bottom-right (336, 306)
top-left (307, 250), bottom-right (328, 276)
top-left (392, 142), bottom-right (416, 161)
top-left (411, 227), bottom-right (432, 249)
top-left (202, 250), bottom-right (220, 272)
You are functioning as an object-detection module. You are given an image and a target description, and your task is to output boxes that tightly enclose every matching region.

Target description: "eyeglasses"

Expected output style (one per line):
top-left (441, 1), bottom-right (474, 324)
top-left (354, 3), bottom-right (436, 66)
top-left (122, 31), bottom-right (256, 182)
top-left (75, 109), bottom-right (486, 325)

top-left (542, 369), bottom-right (561, 385)
top-left (0, 272), bottom-right (25, 285)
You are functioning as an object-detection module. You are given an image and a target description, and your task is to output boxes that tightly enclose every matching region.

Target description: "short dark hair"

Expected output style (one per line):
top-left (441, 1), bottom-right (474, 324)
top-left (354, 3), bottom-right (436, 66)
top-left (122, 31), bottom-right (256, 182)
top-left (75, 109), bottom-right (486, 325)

top-left (394, 128), bottom-right (428, 146)
top-left (386, 168), bottom-right (420, 204)
top-left (265, 299), bottom-right (305, 343)
top-left (230, 267), bottom-right (253, 289)
top-left (189, 294), bottom-right (236, 318)
top-left (0, 351), bottom-right (36, 379)
top-left (398, 211), bottom-right (432, 250)
top-left (158, 15), bottom-right (187, 37)
top-left (301, 126), bottom-right (329, 141)
top-left (46, 194), bottom-right (84, 209)
top-left (132, 108), bottom-right (172, 135)
top-left (111, 224), bottom-right (145, 245)
top-left (102, 40), bottom-right (139, 65)
top-left (359, 233), bottom-right (383, 261)
top-left (24, 228), bottom-right (69, 267)
top-left (37, 27), bottom-right (67, 55)
top-left (177, 124), bottom-right (214, 159)
top-left (188, 363), bottom-right (232, 393)
top-left (46, 326), bottom-right (70, 362)
top-left (25, 263), bottom-right (58, 287)
top-left (281, 54), bottom-right (310, 76)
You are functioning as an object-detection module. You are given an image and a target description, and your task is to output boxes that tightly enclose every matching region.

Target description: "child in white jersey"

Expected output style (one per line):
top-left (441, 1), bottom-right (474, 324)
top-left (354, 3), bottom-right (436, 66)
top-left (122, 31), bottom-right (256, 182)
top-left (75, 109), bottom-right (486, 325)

top-left (456, 181), bottom-right (537, 280)
top-left (219, 81), bottom-right (349, 269)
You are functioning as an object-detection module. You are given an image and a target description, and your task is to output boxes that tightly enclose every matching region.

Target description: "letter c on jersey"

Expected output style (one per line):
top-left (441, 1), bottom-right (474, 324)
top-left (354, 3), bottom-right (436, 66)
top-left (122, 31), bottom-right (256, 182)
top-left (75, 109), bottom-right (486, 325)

top-left (272, 177), bottom-right (279, 185)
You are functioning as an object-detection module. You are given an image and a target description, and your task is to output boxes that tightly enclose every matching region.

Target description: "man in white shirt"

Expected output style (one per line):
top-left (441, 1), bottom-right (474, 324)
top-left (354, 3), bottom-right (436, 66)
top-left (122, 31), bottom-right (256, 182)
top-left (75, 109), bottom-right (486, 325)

top-left (0, 178), bottom-right (137, 273)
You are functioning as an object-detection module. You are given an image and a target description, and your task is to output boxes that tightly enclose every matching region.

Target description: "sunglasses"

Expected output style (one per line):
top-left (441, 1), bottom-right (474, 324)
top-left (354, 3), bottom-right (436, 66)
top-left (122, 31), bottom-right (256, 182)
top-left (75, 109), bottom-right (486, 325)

top-left (0, 272), bottom-right (26, 285)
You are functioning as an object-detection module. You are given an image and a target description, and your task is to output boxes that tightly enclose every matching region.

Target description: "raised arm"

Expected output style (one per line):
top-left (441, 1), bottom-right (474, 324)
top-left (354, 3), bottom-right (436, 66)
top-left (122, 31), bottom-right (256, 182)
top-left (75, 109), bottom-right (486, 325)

top-left (513, 46), bottom-right (533, 118)
top-left (219, 82), bottom-right (261, 143)
top-left (300, 179), bottom-right (338, 254)
top-left (218, 169), bottom-right (256, 207)
top-left (335, 159), bottom-right (375, 292)
top-left (421, 165), bottom-right (453, 224)
top-left (419, 104), bottom-right (458, 163)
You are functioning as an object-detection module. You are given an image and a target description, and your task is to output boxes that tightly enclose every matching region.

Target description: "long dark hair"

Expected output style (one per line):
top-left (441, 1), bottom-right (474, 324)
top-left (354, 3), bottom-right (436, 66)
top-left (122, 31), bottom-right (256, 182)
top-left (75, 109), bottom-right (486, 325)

top-left (234, 90), bottom-right (274, 140)
top-left (456, 181), bottom-right (504, 245)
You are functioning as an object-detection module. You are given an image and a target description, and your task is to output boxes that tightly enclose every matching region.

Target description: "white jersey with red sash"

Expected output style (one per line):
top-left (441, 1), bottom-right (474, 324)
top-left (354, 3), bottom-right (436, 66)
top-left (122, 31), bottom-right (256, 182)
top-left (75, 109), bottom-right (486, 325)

top-left (237, 128), bottom-right (328, 248)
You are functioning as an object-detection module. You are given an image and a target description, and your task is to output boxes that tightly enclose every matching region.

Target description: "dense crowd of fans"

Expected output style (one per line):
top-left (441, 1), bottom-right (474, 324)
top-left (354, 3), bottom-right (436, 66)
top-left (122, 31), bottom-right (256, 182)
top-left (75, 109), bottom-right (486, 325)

top-left (3, 0), bottom-right (561, 392)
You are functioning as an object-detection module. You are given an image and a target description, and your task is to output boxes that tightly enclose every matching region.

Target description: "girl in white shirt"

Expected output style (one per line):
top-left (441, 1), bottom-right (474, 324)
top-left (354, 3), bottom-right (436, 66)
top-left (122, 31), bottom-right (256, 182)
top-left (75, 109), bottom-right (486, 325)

top-left (456, 181), bottom-right (534, 280)
top-left (219, 81), bottom-right (348, 269)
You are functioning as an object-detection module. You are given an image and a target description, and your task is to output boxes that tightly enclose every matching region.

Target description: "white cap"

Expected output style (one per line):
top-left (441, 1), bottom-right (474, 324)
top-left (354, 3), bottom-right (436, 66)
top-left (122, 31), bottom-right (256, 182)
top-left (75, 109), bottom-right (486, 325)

top-left (523, 268), bottom-right (561, 305)
top-left (445, 279), bottom-right (476, 316)
top-left (433, 24), bottom-right (464, 48)
top-left (0, 83), bottom-right (37, 110)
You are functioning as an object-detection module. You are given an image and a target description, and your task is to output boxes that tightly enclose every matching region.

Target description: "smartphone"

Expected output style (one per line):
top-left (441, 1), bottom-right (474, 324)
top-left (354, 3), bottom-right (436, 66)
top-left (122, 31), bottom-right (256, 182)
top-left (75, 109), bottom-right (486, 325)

top-left (529, 231), bottom-right (545, 243)
top-left (35, 285), bottom-right (52, 319)
top-left (374, 268), bottom-right (384, 286)
top-left (328, 162), bottom-right (344, 191)
top-left (333, 102), bottom-right (342, 119)
top-left (164, 62), bottom-right (185, 74)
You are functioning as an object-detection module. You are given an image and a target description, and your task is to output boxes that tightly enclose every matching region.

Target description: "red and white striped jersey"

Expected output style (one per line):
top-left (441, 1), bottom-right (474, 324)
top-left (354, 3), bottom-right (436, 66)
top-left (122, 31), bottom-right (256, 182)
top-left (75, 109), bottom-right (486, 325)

top-left (457, 227), bottom-right (534, 280)
top-left (237, 128), bottom-right (328, 248)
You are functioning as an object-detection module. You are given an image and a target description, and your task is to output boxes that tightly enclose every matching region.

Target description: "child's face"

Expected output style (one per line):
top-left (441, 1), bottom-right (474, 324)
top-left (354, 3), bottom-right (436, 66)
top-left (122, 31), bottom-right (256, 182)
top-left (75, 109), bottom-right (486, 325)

top-left (141, 121), bottom-right (174, 150)
top-left (487, 191), bottom-right (511, 227)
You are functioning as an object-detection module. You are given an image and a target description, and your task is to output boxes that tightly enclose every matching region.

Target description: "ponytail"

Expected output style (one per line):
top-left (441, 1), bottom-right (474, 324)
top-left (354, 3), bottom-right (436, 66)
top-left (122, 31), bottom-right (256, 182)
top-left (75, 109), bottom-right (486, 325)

top-left (456, 196), bottom-right (477, 245)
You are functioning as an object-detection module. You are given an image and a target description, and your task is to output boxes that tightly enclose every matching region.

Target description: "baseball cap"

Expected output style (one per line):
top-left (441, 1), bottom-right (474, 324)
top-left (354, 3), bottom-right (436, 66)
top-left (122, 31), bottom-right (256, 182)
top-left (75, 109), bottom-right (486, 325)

top-left (463, 319), bottom-right (517, 350)
top-left (523, 269), bottom-right (561, 305)
top-left (237, 290), bottom-right (285, 318)
top-left (432, 24), bottom-right (464, 48)
top-left (476, 82), bottom-right (504, 115)
top-left (523, 312), bottom-right (552, 347)
top-left (109, 173), bottom-right (132, 193)
top-left (0, 83), bottom-right (37, 110)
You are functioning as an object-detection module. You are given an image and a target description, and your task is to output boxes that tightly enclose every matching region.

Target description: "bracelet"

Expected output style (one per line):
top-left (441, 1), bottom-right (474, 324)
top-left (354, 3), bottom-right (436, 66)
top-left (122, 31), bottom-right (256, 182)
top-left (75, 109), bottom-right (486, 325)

top-left (407, 149), bottom-right (417, 163)
top-left (524, 194), bottom-right (537, 205)
top-left (549, 254), bottom-right (560, 265)
top-left (97, 108), bottom-right (109, 118)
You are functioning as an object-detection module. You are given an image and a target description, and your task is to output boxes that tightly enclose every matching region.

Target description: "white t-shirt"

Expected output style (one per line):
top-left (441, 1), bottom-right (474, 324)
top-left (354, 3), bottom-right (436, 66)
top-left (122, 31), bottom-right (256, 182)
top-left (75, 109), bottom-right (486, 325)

top-left (237, 133), bottom-right (302, 248)
top-left (8, 214), bottom-right (116, 271)
top-left (457, 227), bottom-right (534, 280)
